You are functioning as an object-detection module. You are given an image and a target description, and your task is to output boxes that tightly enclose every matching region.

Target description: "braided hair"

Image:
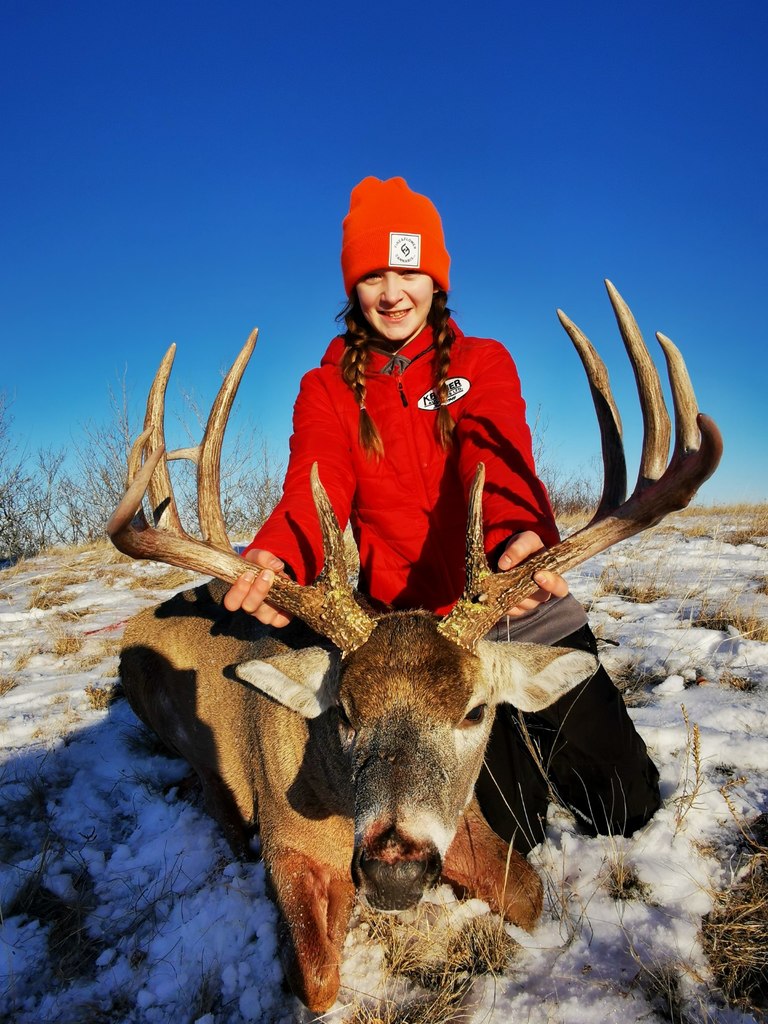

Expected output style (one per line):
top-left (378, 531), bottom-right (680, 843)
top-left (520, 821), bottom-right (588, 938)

top-left (337, 291), bottom-right (456, 457)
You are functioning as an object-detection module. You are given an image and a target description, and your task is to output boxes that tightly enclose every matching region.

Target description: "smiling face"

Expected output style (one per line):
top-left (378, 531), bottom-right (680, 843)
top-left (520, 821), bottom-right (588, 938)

top-left (355, 269), bottom-right (437, 347)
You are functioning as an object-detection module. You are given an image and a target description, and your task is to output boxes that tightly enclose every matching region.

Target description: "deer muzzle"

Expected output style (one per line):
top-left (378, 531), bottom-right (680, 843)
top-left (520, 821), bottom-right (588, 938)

top-left (353, 826), bottom-right (442, 911)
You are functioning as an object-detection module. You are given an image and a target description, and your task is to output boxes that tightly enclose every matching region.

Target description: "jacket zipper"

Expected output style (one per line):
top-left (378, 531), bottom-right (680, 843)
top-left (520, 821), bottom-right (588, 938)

top-left (392, 364), bottom-right (408, 407)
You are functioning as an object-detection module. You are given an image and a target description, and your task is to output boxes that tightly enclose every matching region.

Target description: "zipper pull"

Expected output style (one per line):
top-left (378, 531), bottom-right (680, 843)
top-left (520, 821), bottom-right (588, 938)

top-left (393, 366), bottom-right (408, 407)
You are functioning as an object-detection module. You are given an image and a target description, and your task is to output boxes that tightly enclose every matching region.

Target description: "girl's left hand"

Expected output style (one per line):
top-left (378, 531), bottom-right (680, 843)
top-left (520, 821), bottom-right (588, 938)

top-left (497, 531), bottom-right (569, 617)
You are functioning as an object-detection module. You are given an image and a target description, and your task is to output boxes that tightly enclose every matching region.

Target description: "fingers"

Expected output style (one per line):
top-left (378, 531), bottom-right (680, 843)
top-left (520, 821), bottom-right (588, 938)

top-left (223, 548), bottom-right (293, 627)
top-left (497, 531), bottom-right (544, 570)
top-left (533, 570), bottom-right (569, 600)
top-left (497, 532), bottom-right (570, 616)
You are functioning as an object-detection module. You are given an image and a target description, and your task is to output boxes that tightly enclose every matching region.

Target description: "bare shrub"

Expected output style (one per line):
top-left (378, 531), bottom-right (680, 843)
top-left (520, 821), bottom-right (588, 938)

top-left (0, 366), bottom-right (284, 561)
top-left (531, 409), bottom-right (598, 526)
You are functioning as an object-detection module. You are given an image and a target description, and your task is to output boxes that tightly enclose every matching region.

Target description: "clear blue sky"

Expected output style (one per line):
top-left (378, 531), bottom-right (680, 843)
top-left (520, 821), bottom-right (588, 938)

top-left (2, 0), bottom-right (766, 504)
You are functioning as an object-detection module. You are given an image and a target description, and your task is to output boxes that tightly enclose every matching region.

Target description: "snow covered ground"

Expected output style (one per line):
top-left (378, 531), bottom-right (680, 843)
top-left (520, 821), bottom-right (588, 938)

top-left (1, 511), bottom-right (767, 1023)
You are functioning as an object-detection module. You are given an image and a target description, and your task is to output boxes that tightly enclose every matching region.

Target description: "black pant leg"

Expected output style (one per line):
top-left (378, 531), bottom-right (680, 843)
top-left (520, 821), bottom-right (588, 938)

top-left (475, 704), bottom-right (551, 855)
top-left (530, 625), bottom-right (661, 837)
top-left (475, 624), bottom-right (660, 850)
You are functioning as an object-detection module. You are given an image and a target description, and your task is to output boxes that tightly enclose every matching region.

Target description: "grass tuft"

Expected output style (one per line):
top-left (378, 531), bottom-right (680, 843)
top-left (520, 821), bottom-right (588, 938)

top-left (603, 854), bottom-right (653, 903)
top-left (702, 853), bottom-right (768, 1013)
top-left (347, 904), bottom-right (519, 1023)
top-left (720, 671), bottom-right (757, 692)
top-left (690, 602), bottom-right (768, 643)
top-left (52, 633), bottom-right (85, 656)
top-left (608, 660), bottom-right (662, 707)
top-left (0, 674), bottom-right (18, 697)
top-left (28, 588), bottom-right (70, 611)
top-left (84, 683), bottom-right (121, 710)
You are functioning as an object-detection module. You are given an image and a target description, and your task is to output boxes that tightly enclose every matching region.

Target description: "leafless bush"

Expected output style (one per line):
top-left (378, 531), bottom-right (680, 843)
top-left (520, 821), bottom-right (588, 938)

top-left (531, 409), bottom-right (599, 524)
top-left (0, 369), bottom-right (284, 562)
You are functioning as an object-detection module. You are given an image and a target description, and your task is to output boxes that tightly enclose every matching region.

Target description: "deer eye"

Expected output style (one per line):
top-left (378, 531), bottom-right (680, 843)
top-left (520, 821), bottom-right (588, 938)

top-left (462, 704), bottom-right (486, 726)
top-left (336, 703), bottom-right (356, 737)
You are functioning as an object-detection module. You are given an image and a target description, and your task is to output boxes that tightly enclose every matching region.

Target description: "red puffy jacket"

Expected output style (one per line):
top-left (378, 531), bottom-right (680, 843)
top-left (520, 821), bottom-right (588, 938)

top-left (246, 320), bottom-right (558, 615)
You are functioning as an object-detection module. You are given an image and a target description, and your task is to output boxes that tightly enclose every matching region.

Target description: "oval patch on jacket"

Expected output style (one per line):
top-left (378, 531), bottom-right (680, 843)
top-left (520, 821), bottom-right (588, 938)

top-left (417, 377), bottom-right (471, 411)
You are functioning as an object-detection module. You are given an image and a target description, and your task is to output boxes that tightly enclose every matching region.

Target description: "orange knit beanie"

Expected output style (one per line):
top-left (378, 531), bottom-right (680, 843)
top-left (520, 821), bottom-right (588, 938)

top-left (341, 176), bottom-right (451, 295)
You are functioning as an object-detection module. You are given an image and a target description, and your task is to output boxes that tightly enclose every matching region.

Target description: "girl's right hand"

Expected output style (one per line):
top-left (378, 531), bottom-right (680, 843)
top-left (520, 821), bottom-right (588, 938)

top-left (223, 548), bottom-right (293, 627)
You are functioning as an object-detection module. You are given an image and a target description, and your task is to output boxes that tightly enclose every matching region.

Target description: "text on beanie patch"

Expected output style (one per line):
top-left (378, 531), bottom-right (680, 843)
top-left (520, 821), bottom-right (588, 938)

top-left (389, 233), bottom-right (421, 269)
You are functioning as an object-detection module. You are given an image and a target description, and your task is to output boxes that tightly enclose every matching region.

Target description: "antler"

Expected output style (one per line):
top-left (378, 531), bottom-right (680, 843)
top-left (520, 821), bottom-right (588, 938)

top-left (438, 280), bottom-right (723, 652)
top-left (106, 331), bottom-right (375, 654)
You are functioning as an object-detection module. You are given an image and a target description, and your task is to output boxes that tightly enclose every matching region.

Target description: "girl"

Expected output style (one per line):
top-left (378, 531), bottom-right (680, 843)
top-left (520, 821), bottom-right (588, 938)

top-left (224, 176), bottom-right (660, 852)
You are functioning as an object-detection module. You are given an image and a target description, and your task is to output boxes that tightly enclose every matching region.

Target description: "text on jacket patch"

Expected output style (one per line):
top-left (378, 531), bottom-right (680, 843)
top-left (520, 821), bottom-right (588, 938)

top-left (417, 377), bottom-right (471, 411)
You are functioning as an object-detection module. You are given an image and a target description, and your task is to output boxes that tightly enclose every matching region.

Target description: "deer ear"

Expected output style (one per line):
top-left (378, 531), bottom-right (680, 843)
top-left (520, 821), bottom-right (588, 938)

top-left (476, 640), bottom-right (597, 712)
top-left (235, 647), bottom-right (340, 718)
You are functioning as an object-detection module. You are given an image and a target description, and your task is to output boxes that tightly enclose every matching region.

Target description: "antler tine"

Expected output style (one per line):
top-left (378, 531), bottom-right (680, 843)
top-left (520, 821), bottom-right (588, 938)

top-left (198, 328), bottom-right (258, 550)
top-left (107, 440), bottom-right (164, 543)
top-left (605, 280), bottom-right (672, 492)
top-left (144, 344), bottom-right (184, 533)
top-left (438, 284), bottom-right (723, 653)
top-left (309, 463), bottom-right (376, 652)
top-left (556, 308), bottom-right (626, 521)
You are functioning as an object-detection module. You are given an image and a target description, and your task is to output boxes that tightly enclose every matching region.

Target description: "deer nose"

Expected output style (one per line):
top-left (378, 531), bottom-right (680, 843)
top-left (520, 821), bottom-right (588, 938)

top-left (354, 841), bottom-right (442, 911)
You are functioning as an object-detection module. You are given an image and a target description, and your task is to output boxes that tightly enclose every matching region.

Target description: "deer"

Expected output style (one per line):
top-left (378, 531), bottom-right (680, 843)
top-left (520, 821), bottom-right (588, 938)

top-left (107, 281), bottom-right (722, 1013)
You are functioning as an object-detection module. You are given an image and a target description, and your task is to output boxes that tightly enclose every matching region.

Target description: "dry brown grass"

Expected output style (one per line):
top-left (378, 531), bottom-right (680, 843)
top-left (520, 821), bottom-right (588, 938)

top-left (345, 906), bottom-right (520, 1023)
top-left (690, 602), bottom-right (768, 643)
top-left (702, 852), bottom-right (768, 1013)
top-left (12, 645), bottom-right (44, 671)
top-left (607, 660), bottom-right (662, 707)
top-left (28, 588), bottom-right (70, 611)
top-left (0, 675), bottom-right (18, 697)
top-left (673, 705), bottom-right (704, 835)
top-left (41, 537), bottom-right (133, 568)
top-left (6, 842), bottom-right (103, 983)
top-left (128, 568), bottom-right (197, 591)
top-left (52, 634), bottom-right (85, 657)
top-left (591, 551), bottom-right (679, 605)
top-left (676, 503), bottom-right (768, 546)
top-left (84, 683), bottom-right (120, 710)
top-left (55, 607), bottom-right (96, 623)
top-left (719, 671), bottom-right (757, 692)
top-left (75, 649), bottom-right (110, 671)
top-left (601, 850), bottom-right (653, 902)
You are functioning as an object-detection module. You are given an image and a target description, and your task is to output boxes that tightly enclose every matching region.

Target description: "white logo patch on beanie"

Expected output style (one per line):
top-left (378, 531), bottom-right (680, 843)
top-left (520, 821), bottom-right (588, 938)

top-left (389, 233), bottom-right (421, 269)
